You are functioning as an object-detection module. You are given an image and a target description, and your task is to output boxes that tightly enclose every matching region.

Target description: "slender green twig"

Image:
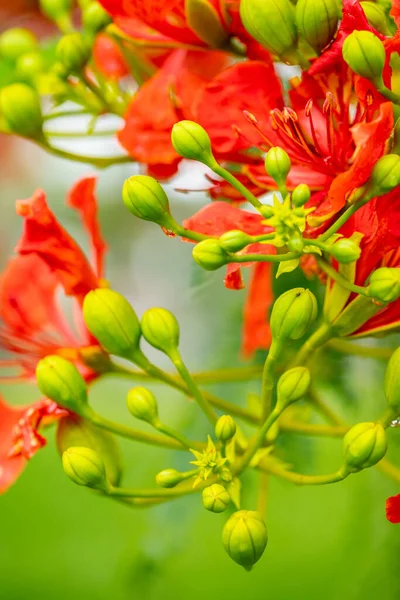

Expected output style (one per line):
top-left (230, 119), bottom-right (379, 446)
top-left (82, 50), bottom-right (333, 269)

top-left (317, 258), bottom-right (370, 297)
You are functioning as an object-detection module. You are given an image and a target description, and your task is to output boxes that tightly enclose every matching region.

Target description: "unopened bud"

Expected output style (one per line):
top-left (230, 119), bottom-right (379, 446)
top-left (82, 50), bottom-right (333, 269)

top-left (369, 154), bottom-right (400, 196)
top-left (329, 238), bottom-right (361, 264)
top-left (186, 0), bottom-right (229, 47)
top-left (215, 415), bottom-right (237, 442)
top-left (62, 446), bottom-right (108, 490)
top-left (0, 28), bottom-right (38, 61)
top-left (270, 288), bottom-right (318, 341)
top-left (156, 468), bottom-right (184, 488)
top-left (126, 387), bottom-right (159, 425)
top-left (342, 31), bottom-right (385, 84)
top-left (82, 2), bottom-right (112, 34)
top-left (202, 484), bottom-right (230, 513)
top-left (218, 467), bottom-right (233, 483)
top-left (292, 183), bottom-right (311, 207)
top-left (40, 0), bottom-right (73, 20)
top-left (296, 0), bottom-right (340, 53)
top-left (369, 268), bottom-right (400, 303)
top-left (0, 83), bottom-right (43, 138)
top-left (36, 355), bottom-right (88, 415)
top-left (384, 347), bottom-right (400, 414)
top-left (192, 239), bottom-right (228, 271)
top-left (361, 2), bottom-right (391, 35)
top-left (219, 230), bottom-right (252, 253)
top-left (343, 422), bottom-right (387, 473)
top-left (16, 52), bottom-right (45, 81)
top-left (265, 147), bottom-right (291, 189)
top-left (222, 510), bottom-right (268, 569)
top-left (240, 0), bottom-right (297, 61)
top-left (276, 367), bottom-right (311, 411)
top-left (83, 289), bottom-right (141, 358)
top-left (141, 308), bottom-right (180, 357)
top-left (122, 175), bottom-right (176, 229)
top-left (56, 33), bottom-right (91, 73)
top-left (171, 120), bottom-right (217, 167)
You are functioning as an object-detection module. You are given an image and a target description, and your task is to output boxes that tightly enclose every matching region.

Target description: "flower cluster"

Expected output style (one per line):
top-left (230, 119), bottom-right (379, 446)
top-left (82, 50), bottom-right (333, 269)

top-left (2, 0), bottom-right (400, 570)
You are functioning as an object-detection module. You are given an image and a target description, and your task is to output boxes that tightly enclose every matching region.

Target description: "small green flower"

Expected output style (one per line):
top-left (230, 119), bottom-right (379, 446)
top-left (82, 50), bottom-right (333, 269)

top-left (190, 436), bottom-right (226, 487)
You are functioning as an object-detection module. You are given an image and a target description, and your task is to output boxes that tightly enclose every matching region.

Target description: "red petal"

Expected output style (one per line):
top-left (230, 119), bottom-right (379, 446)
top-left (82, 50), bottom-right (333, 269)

top-left (386, 494), bottom-right (400, 523)
top-left (68, 177), bottom-right (107, 279)
top-left (93, 34), bottom-right (129, 80)
top-left (391, 0), bottom-right (400, 27)
top-left (242, 262), bottom-right (273, 357)
top-left (0, 397), bottom-right (26, 493)
top-left (15, 189), bottom-right (99, 301)
top-left (183, 201), bottom-right (268, 237)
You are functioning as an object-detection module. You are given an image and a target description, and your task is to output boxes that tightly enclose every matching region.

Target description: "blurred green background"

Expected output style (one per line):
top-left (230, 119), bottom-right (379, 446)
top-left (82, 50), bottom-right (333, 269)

top-left (1, 136), bottom-right (400, 600)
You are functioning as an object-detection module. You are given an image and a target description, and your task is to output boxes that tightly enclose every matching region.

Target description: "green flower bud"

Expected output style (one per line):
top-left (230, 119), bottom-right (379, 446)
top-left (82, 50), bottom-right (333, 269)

top-left (215, 415), bottom-right (237, 442)
top-left (0, 28), bottom-right (38, 62)
top-left (292, 183), bottom-right (311, 207)
top-left (384, 347), bottom-right (400, 414)
top-left (122, 175), bottom-right (175, 228)
top-left (186, 0), bottom-right (229, 47)
top-left (82, 2), bottom-right (112, 34)
top-left (56, 33), bottom-right (91, 74)
top-left (329, 238), bottom-right (361, 264)
top-left (296, 0), bottom-right (340, 53)
top-left (343, 422), bottom-right (387, 473)
top-left (16, 52), bottom-right (45, 81)
top-left (219, 230), bottom-right (252, 253)
top-left (36, 355), bottom-right (89, 415)
top-left (240, 0), bottom-right (297, 60)
top-left (40, 0), bottom-right (73, 20)
top-left (342, 31), bottom-right (385, 84)
top-left (126, 387), bottom-right (159, 425)
top-left (57, 415), bottom-right (122, 486)
top-left (202, 484), bottom-right (230, 513)
top-left (83, 289), bottom-right (141, 358)
top-left (369, 154), bottom-right (400, 196)
top-left (270, 288), bottom-right (318, 341)
top-left (369, 268), bottom-right (400, 303)
top-left (222, 510), bottom-right (268, 569)
top-left (155, 468), bottom-right (183, 488)
top-left (0, 83), bottom-right (43, 138)
top-left (276, 367), bottom-right (311, 411)
top-left (141, 307), bottom-right (179, 357)
top-left (171, 120), bottom-right (217, 167)
top-left (62, 446), bottom-right (108, 490)
top-left (265, 147), bottom-right (292, 188)
top-left (218, 467), bottom-right (233, 483)
top-left (361, 2), bottom-right (391, 35)
top-left (192, 239), bottom-right (228, 271)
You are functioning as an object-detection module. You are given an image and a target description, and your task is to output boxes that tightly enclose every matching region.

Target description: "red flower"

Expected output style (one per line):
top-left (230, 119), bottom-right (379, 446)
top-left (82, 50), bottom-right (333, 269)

top-left (183, 201), bottom-right (275, 356)
top-left (93, 34), bottom-right (130, 80)
top-left (0, 177), bottom-right (107, 492)
top-left (386, 494), bottom-right (400, 523)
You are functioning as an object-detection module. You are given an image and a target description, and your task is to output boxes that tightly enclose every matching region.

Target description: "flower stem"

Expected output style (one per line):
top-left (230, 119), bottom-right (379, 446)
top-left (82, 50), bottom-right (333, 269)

top-left (229, 251), bottom-right (300, 264)
top-left (211, 164), bottom-right (263, 209)
top-left (260, 340), bottom-right (282, 421)
top-left (37, 139), bottom-right (132, 168)
top-left (328, 339), bottom-right (393, 360)
top-left (317, 258), bottom-right (370, 297)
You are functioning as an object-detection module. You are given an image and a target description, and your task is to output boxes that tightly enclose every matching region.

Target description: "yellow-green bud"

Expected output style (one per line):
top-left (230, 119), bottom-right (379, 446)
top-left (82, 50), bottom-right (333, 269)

top-left (270, 288), bottom-right (318, 341)
top-left (126, 387), bottom-right (159, 425)
top-left (292, 183), bottom-right (311, 207)
top-left (215, 415), bottom-right (237, 442)
top-left (192, 239), bottom-right (228, 271)
top-left (56, 33), bottom-right (91, 73)
top-left (384, 347), bottom-right (400, 414)
top-left (0, 28), bottom-right (38, 61)
top-left (16, 52), bottom-right (45, 81)
top-left (369, 268), bottom-right (400, 303)
top-left (156, 468), bottom-right (183, 488)
top-left (171, 120), bottom-right (217, 166)
top-left (361, 2), bottom-right (391, 35)
top-left (40, 0), bottom-right (73, 20)
top-left (342, 31), bottom-right (385, 84)
top-left (83, 289), bottom-right (141, 358)
top-left (222, 510), bottom-right (268, 569)
top-left (36, 356), bottom-right (89, 415)
top-left (329, 238), bottom-right (361, 264)
top-left (265, 147), bottom-right (292, 188)
top-left (82, 2), bottom-right (112, 34)
top-left (276, 367), bottom-right (311, 411)
top-left (218, 467), bottom-right (233, 483)
top-left (62, 447), bottom-right (108, 490)
top-left (296, 0), bottom-right (340, 53)
top-left (202, 484), bottom-right (230, 513)
top-left (0, 83), bottom-right (43, 138)
top-left (369, 154), bottom-right (400, 196)
top-left (122, 175), bottom-right (175, 228)
top-left (141, 308), bottom-right (180, 357)
top-left (240, 0), bottom-right (297, 60)
top-left (343, 422), bottom-right (387, 473)
top-left (219, 230), bottom-right (252, 253)
top-left (185, 0), bottom-right (229, 47)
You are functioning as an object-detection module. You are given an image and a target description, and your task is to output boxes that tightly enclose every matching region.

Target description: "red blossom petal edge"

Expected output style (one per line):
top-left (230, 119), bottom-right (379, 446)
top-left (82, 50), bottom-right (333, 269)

top-left (386, 494), bottom-right (400, 523)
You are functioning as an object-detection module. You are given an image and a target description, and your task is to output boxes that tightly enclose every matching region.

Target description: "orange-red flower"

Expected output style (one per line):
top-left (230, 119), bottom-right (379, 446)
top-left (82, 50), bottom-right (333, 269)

top-left (386, 494), bottom-right (400, 523)
top-left (0, 176), bottom-right (107, 493)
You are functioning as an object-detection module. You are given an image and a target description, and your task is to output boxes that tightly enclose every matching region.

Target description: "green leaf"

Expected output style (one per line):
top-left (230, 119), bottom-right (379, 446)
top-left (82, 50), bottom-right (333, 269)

top-left (276, 258), bottom-right (300, 278)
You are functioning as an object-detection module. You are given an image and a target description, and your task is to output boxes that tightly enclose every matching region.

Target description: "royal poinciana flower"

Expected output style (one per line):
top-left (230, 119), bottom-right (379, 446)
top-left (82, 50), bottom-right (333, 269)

top-left (0, 176), bottom-right (107, 492)
top-left (386, 493), bottom-right (400, 523)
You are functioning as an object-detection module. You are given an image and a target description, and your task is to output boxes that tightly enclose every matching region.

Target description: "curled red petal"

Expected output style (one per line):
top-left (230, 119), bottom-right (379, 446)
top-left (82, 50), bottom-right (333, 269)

top-left (242, 262), bottom-right (273, 357)
top-left (183, 201), bottom-right (268, 237)
top-left (93, 34), bottom-right (129, 80)
top-left (386, 494), bottom-right (400, 524)
top-left (0, 397), bottom-right (26, 493)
